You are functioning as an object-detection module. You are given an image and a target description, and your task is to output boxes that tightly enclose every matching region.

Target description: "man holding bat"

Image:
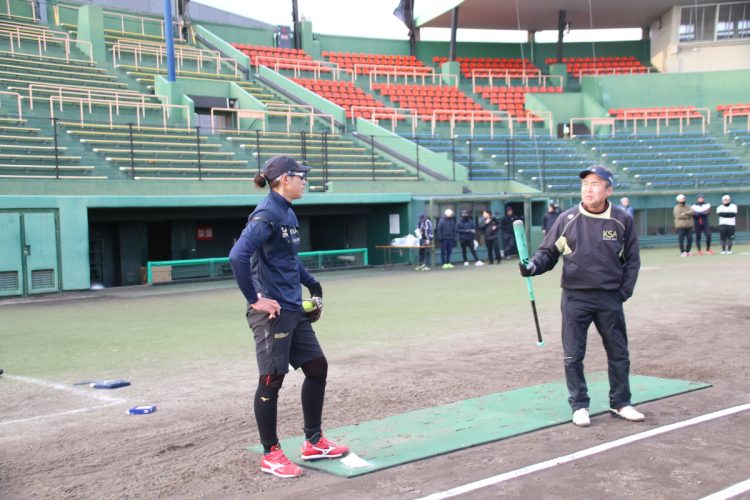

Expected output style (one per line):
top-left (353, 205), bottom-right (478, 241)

top-left (518, 165), bottom-right (643, 427)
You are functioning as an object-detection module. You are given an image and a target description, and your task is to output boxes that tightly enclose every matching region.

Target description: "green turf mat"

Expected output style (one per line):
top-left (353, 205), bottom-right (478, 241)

top-left (249, 372), bottom-right (710, 477)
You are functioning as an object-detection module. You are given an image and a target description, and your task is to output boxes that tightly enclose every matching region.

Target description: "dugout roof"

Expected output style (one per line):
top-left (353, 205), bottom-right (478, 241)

top-left (414, 0), bottom-right (712, 31)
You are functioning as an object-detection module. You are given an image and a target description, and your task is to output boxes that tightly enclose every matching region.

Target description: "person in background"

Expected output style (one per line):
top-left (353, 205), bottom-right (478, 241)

top-left (618, 197), bottom-right (634, 218)
top-left (480, 210), bottom-right (502, 264)
top-left (415, 213), bottom-right (433, 271)
top-left (717, 194), bottom-right (738, 255)
top-left (437, 208), bottom-right (457, 269)
top-left (692, 194), bottom-right (713, 255)
top-left (500, 205), bottom-right (523, 258)
top-left (457, 210), bottom-right (484, 267)
top-left (542, 203), bottom-right (561, 236)
top-left (673, 194), bottom-right (693, 257)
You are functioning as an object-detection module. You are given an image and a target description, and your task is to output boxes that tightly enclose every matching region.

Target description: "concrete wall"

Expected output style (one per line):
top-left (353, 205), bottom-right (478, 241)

top-left (582, 69), bottom-right (750, 111)
top-left (650, 6), bottom-right (750, 74)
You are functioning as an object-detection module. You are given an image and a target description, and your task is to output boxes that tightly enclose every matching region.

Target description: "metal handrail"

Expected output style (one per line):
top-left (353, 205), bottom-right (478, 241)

top-left (28, 82), bottom-right (151, 110)
top-left (112, 40), bottom-right (238, 77)
top-left (471, 70), bottom-right (563, 92)
top-left (48, 95), bottom-right (191, 130)
top-left (53, 3), bottom-right (184, 41)
top-left (254, 55), bottom-right (342, 81)
top-left (0, 90), bottom-right (22, 118)
top-left (0, 26), bottom-right (93, 63)
top-left (430, 109), bottom-right (512, 139)
top-left (350, 105), bottom-right (417, 134)
top-left (569, 117), bottom-right (616, 138)
top-left (575, 66), bottom-right (656, 82)
top-left (723, 110), bottom-right (750, 134)
top-left (368, 69), bottom-right (459, 88)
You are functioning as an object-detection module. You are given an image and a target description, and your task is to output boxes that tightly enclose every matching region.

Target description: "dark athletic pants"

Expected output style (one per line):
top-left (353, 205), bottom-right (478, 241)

top-left (485, 238), bottom-right (501, 263)
top-left (418, 238), bottom-right (432, 266)
top-left (561, 289), bottom-right (632, 411)
top-left (440, 239), bottom-right (455, 265)
top-left (677, 227), bottom-right (692, 253)
top-left (719, 225), bottom-right (735, 251)
top-left (502, 232), bottom-right (517, 257)
top-left (459, 240), bottom-right (479, 262)
top-left (694, 222), bottom-right (711, 251)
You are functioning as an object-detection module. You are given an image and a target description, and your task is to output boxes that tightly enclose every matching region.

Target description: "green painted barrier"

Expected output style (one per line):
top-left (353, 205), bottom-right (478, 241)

top-left (147, 248), bottom-right (368, 283)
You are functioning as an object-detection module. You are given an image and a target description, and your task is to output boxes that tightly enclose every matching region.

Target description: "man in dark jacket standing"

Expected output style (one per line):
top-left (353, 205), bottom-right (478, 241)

top-left (519, 165), bottom-right (643, 428)
top-left (692, 194), bottom-right (713, 255)
top-left (457, 210), bottom-right (484, 267)
top-left (479, 210), bottom-right (501, 264)
top-left (542, 203), bottom-right (561, 236)
top-left (500, 205), bottom-right (523, 258)
top-left (437, 208), bottom-right (457, 269)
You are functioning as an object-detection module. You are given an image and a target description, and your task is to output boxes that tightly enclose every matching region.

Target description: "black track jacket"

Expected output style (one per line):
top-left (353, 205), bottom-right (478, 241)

top-left (528, 201), bottom-right (640, 301)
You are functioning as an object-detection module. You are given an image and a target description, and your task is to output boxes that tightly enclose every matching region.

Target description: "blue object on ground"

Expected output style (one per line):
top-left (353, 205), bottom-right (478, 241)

top-left (128, 405), bottom-right (157, 415)
top-left (90, 379), bottom-right (131, 389)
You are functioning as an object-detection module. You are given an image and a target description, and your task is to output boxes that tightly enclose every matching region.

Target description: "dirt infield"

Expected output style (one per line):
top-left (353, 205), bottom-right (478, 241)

top-left (1, 247), bottom-right (749, 499)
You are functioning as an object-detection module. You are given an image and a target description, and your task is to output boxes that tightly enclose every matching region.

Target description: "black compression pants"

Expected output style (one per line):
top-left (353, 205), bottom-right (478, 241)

top-left (255, 356), bottom-right (328, 452)
top-left (694, 223), bottom-right (711, 251)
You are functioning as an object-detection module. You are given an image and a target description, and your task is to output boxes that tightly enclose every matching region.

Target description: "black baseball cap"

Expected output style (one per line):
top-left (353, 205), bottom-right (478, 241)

top-left (579, 165), bottom-right (614, 186)
top-left (261, 155), bottom-right (310, 181)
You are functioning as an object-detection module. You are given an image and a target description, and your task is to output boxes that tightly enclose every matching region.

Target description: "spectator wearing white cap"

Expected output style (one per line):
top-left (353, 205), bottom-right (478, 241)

top-left (437, 208), bottom-right (457, 269)
top-left (673, 194), bottom-right (693, 256)
top-left (716, 194), bottom-right (738, 254)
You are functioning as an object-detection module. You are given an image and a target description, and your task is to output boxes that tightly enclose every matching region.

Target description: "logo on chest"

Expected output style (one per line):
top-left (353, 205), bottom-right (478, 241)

top-left (602, 229), bottom-right (618, 241)
top-left (281, 225), bottom-right (300, 245)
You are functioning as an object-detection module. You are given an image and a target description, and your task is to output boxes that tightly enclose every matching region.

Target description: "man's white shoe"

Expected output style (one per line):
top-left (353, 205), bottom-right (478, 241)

top-left (572, 408), bottom-right (590, 427)
top-left (475, 260), bottom-right (485, 266)
top-left (464, 261), bottom-right (469, 266)
top-left (610, 405), bottom-right (645, 422)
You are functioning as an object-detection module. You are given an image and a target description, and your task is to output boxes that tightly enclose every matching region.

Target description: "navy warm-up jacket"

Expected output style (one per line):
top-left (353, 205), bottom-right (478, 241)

top-left (229, 190), bottom-right (319, 311)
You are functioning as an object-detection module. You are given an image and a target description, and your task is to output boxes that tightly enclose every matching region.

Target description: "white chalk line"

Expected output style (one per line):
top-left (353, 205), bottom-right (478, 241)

top-left (417, 402), bottom-right (750, 500)
top-left (1, 374), bottom-right (127, 426)
top-left (699, 478), bottom-right (750, 500)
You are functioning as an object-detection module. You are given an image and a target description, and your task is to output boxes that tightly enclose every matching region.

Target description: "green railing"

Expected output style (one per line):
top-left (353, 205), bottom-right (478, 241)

top-left (146, 248), bottom-right (368, 284)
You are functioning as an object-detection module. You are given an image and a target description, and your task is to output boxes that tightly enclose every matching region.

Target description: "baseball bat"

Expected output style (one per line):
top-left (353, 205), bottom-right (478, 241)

top-left (512, 220), bottom-right (544, 346)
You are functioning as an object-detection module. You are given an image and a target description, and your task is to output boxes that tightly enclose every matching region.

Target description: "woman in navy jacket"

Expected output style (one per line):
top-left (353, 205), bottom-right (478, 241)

top-left (229, 156), bottom-right (348, 478)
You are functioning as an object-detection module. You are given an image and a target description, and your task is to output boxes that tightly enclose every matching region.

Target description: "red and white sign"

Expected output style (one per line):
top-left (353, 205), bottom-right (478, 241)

top-left (196, 225), bottom-right (214, 241)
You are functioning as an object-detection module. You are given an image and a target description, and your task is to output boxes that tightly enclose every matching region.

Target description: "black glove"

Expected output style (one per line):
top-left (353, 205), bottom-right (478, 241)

top-left (519, 260), bottom-right (536, 277)
top-left (306, 281), bottom-right (323, 299)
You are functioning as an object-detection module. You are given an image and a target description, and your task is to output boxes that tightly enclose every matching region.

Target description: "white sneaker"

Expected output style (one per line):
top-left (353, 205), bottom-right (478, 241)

top-left (475, 260), bottom-right (485, 266)
top-left (610, 405), bottom-right (645, 422)
top-left (720, 251), bottom-right (727, 255)
top-left (422, 266), bottom-right (430, 271)
top-left (572, 408), bottom-right (590, 427)
top-left (727, 250), bottom-right (733, 255)
top-left (680, 252), bottom-right (688, 257)
top-left (463, 261), bottom-right (469, 266)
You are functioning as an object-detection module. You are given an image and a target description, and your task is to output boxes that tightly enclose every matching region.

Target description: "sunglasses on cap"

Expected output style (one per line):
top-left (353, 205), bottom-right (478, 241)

top-left (286, 171), bottom-right (306, 180)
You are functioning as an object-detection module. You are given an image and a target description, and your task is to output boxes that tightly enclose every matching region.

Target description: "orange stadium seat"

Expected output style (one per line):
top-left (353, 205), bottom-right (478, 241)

top-left (546, 56), bottom-right (649, 76)
top-left (293, 78), bottom-right (393, 118)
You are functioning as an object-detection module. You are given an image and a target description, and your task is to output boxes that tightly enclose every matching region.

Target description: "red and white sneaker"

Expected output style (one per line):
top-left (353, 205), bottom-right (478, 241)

top-left (301, 435), bottom-right (349, 460)
top-left (260, 445), bottom-right (303, 478)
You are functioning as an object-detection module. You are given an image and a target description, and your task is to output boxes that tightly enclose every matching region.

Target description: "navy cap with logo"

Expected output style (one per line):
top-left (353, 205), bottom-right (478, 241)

top-left (579, 165), bottom-right (614, 187)
top-left (261, 155), bottom-right (311, 181)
